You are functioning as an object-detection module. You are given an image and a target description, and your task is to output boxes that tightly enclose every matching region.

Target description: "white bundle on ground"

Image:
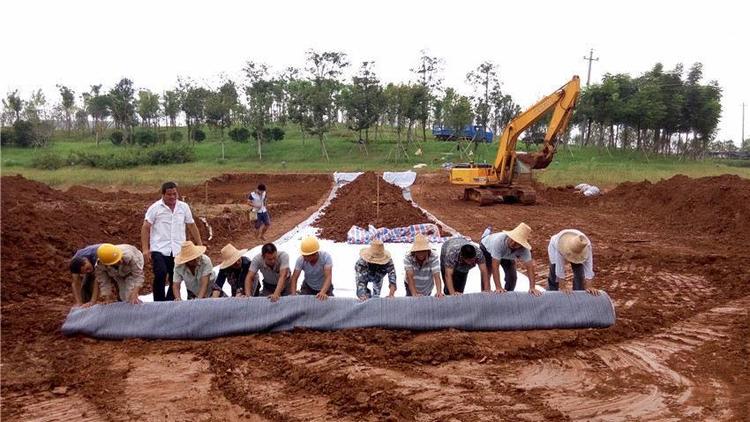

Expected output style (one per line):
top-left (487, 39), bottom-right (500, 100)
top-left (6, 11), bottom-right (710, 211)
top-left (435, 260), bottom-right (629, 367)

top-left (575, 183), bottom-right (601, 197)
top-left (62, 292), bottom-right (616, 339)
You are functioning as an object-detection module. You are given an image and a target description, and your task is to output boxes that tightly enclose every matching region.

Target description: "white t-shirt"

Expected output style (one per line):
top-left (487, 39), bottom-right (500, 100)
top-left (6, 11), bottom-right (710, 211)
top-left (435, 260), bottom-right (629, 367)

top-left (144, 199), bottom-right (195, 256)
top-left (547, 229), bottom-right (594, 279)
top-left (249, 191), bottom-right (267, 213)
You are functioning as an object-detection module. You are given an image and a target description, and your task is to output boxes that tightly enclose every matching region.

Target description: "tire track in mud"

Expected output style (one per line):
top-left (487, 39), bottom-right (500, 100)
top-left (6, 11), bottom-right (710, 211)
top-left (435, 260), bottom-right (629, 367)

top-left (510, 295), bottom-right (749, 420)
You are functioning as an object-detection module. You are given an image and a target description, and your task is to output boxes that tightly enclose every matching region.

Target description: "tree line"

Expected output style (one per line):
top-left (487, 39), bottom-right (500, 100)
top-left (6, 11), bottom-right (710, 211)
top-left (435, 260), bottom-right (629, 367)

top-left (2, 51), bottom-right (736, 158)
top-left (573, 62), bottom-right (726, 157)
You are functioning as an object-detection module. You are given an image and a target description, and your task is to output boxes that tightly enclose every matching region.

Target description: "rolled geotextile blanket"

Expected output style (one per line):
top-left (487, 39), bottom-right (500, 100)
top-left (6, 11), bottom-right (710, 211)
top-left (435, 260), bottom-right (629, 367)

top-left (62, 291), bottom-right (615, 340)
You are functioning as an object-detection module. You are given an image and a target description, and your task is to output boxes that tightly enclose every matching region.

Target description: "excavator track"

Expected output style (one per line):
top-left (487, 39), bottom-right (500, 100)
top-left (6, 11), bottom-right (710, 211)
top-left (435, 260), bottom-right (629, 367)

top-left (462, 186), bottom-right (537, 206)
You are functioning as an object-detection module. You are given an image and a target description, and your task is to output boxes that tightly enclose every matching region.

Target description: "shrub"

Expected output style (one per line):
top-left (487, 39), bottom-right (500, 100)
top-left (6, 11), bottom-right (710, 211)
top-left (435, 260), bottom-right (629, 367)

top-left (70, 144), bottom-right (195, 169)
top-left (1, 127), bottom-right (15, 146)
top-left (110, 130), bottom-right (124, 145)
top-left (270, 127), bottom-right (285, 141)
top-left (12, 121), bottom-right (35, 147)
top-left (192, 128), bottom-right (206, 142)
top-left (170, 131), bottom-right (184, 142)
top-left (31, 151), bottom-right (67, 170)
top-left (133, 129), bottom-right (158, 147)
top-left (158, 132), bottom-right (167, 144)
top-left (228, 127), bottom-right (251, 143)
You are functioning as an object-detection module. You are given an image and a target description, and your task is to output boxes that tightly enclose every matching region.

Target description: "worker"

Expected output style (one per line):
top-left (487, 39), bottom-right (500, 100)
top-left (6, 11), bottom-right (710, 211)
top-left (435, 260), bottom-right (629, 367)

top-left (215, 243), bottom-right (251, 297)
top-left (94, 243), bottom-right (145, 305)
top-left (440, 236), bottom-right (490, 295)
top-left (547, 229), bottom-right (598, 295)
top-left (171, 241), bottom-right (218, 300)
top-left (480, 222), bottom-right (540, 296)
top-left (248, 183), bottom-right (271, 241)
top-left (290, 236), bottom-right (333, 300)
top-left (246, 243), bottom-right (291, 302)
top-left (141, 181), bottom-right (203, 301)
top-left (355, 239), bottom-right (396, 300)
top-left (69, 243), bottom-right (102, 307)
top-left (403, 234), bottom-right (443, 297)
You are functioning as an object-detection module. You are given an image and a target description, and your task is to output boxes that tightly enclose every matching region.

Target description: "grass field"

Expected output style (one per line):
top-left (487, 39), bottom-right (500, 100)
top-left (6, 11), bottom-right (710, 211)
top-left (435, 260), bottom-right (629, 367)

top-left (2, 125), bottom-right (748, 187)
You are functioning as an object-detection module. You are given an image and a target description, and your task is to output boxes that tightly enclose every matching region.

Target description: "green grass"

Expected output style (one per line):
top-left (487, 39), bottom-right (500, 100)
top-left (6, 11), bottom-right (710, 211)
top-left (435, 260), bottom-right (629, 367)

top-left (2, 126), bottom-right (748, 187)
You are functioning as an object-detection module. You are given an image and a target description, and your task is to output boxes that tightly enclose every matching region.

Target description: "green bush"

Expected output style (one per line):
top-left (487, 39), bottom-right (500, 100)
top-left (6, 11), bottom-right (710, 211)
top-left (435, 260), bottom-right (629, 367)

top-left (158, 132), bottom-right (167, 144)
top-left (228, 127), bottom-right (251, 143)
top-left (192, 128), bottom-right (206, 142)
top-left (133, 129), bottom-right (158, 146)
top-left (270, 127), bottom-right (285, 141)
top-left (110, 130), bottom-right (124, 145)
top-left (70, 144), bottom-right (196, 169)
top-left (1, 127), bottom-right (15, 146)
top-left (31, 151), bottom-right (68, 170)
top-left (170, 131), bottom-right (184, 142)
top-left (12, 121), bottom-right (35, 147)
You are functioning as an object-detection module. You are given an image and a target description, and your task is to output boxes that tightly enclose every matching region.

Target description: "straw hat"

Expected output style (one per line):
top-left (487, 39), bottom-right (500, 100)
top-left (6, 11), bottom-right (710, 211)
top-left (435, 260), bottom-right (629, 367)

top-left (410, 234), bottom-right (431, 253)
top-left (360, 239), bottom-right (391, 265)
top-left (558, 232), bottom-right (590, 264)
top-left (219, 243), bottom-right (248, 269)
top-left (503, 223), bottom-right (532, 250)
top-left (175, 241), bottom-right (207, 265)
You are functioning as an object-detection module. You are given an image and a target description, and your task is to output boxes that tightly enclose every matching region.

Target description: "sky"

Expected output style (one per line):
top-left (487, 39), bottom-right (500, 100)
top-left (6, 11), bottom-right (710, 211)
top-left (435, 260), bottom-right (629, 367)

top-left (1, 0), bottom-right (747, 143)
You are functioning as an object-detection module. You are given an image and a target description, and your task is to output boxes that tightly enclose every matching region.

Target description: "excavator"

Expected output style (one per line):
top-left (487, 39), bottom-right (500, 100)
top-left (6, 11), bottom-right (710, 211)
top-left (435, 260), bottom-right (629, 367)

top-left (450, 75), bottom-right (581, 205)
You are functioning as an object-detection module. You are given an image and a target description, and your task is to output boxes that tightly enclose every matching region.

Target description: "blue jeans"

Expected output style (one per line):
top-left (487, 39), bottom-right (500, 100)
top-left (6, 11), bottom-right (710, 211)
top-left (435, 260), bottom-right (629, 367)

top-left (151, 252), bottom-right (175, 301)
top-left (547, 263), bottom-right (585, 290)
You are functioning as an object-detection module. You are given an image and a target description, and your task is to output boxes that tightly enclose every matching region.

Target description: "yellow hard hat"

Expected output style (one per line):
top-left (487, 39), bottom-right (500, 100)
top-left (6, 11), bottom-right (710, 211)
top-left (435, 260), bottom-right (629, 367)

top-left (97, 243), bottom-right (123, 266)
top-left (300, 236), bottom-right (320, 256)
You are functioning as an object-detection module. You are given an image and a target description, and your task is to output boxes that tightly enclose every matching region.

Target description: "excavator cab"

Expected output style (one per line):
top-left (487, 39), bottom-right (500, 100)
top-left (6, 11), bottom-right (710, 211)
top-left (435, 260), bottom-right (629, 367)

top-left (449, 76), bottom-right (580, 206)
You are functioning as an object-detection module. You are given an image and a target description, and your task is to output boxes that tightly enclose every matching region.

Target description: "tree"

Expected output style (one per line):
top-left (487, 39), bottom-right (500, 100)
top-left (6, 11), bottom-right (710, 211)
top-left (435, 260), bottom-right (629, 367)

top-left (299, 49), bottom-right (349, 161)
top-left (2, 90), bottom-right (23, 124)
top-left (82, 85), bottom-right (111, 146)
top-left (109, 78), bottom-right (137, 143)
top-left (466, 61), bottom-right (498, 149)
top-left (339, 61), bottom-right (385, 142)
top-left (411, 50), bottom-right (443, 141)
top-left (443, 89), bottom-right (473, 140)
top-left (244, 61), bottom-right (274, 160)
top-left (74, 109), bottom-right (89, 133)
top-left (57, 85), bottom-right (76, 133)
top-left (205, 80), bottom-right (238, 159)
top-left (23, 89), bottom-right (47, 122)
top-left (137, 89), bottom-right (161, 128)
top-left (162, 90), bottom-right (181, 129)
top-left (178, 79), bottom-right (209, 145)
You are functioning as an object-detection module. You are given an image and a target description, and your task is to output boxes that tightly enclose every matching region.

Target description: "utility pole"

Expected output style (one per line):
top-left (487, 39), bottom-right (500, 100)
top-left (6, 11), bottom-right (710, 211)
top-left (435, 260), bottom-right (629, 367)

top-left (583, 48), bottom-right (599, 87)
top-left (743, 102), bottom-right (746, 146)
top-left (582, 48), bottom-right (599, 146)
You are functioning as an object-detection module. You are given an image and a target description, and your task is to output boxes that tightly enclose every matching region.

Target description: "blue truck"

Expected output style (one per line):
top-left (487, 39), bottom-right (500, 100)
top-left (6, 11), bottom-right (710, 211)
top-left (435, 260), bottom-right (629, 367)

top-left (432, 125), bottom-right (494, 142)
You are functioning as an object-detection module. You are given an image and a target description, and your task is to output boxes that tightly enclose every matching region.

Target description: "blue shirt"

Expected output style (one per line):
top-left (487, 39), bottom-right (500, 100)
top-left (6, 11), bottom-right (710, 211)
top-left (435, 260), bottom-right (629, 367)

top-left (294, 251), bottom-right (333, 291)
top-left (73, 243), bottom-right (102, 265)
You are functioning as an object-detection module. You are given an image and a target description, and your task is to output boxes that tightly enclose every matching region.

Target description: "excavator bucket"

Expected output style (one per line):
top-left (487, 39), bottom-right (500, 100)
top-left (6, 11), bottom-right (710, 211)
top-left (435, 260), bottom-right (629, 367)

top-left (517, 151), bottom-right (554, 169)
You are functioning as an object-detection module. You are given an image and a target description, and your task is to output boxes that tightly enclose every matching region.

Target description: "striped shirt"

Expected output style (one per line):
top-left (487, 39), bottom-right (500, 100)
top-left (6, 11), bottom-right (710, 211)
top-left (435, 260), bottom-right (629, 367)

top-left (403, 251), bottom-right (440, 295)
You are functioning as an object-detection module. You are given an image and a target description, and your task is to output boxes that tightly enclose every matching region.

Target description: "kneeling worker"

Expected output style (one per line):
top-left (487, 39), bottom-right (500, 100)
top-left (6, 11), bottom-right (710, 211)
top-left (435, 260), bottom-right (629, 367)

top-left (404, 234), bottom-right (443, 297)
top-left (94, 243), bottom-right (145, 305)
top-left (216, 243), bottom-right (251, 297)
top-left (480, 222), bottom-right (540, 296)
top-left (247, 243), bottom-right (292, 302)
top-left (290, 236), bottom-right (333, 300)
top-left (69, 243), bottom-right (101, 307)
top-left (547, 229), bottom-right (598, 295)
top-left (440, 236), bottom-right (490, 295)
top-left (355, 239), bottom-right (396, 300)
top-left (172, 241), bottom-right (218, 300)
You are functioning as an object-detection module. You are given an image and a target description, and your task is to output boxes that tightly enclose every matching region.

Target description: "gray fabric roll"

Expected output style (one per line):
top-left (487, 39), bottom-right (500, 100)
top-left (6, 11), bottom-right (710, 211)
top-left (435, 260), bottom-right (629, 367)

top-left (61, 292), bottom-right (616, 340)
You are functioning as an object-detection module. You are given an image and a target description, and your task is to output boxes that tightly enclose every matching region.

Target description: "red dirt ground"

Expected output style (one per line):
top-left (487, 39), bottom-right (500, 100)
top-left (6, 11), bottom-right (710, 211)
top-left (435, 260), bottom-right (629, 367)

top-left (1, 171), bottom-right (748, 421)
top-left (314, 171), bottom-right (435, 241)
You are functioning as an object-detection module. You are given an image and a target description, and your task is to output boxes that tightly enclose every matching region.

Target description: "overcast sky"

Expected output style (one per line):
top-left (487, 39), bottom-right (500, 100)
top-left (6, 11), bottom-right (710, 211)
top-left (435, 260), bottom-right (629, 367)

top-left (1, 0), bottom-right (747, 143)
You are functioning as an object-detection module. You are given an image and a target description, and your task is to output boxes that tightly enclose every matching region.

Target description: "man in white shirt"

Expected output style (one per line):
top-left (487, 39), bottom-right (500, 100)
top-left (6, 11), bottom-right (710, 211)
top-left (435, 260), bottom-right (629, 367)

top-left (140, 181), bottom-right (203, 301)
top-left (547, 229), bottom-right (598, 295)
top-left (248, 184), bottom-right (271, 241)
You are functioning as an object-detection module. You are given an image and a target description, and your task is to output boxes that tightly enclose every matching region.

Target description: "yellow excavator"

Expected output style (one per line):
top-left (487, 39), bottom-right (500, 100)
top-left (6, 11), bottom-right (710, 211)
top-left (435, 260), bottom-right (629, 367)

top-left (450, 75), bottom-right (580, 205)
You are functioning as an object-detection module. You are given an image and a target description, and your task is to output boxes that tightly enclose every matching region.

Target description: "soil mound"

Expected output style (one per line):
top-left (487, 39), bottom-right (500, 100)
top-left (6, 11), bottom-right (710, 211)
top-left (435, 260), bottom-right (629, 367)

top-left (315, 172), bottom-right (433, 241)
top-left (1, 176), bottom-right (145, 302)
top-left (603, 174), bottom-right (750, 239)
